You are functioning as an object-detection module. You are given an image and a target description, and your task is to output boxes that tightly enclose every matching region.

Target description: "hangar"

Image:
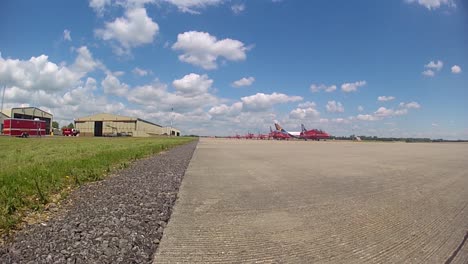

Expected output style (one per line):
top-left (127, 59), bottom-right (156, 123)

top-left (10, 107), bottom-right (53, 134)
top-left (162, 127), bottom-right (181, 137)
top-left (0, 111), bottom-right (9, 133)
top-left (75, 113), bottom-right (181, 137)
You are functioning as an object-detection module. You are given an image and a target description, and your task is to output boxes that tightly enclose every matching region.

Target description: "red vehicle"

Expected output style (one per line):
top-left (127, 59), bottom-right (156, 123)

top-left (62, 128), bottom-right (80, 136)
top-left (3, 118), bottom-right (46, 138)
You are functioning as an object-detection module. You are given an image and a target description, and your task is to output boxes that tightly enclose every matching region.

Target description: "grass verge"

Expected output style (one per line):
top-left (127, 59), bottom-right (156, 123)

top-left (0, 136), bottom-right (195, 233)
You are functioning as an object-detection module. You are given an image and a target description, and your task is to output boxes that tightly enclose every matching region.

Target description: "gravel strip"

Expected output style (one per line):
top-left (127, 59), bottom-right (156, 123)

top-left (0, 140), bottom-right (198, 264)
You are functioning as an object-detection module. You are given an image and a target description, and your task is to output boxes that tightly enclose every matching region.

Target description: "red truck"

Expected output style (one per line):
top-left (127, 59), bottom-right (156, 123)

top-left (62, 128), bottom-right (80, 136)
top-left (3, 118), bottom-right (46, 138)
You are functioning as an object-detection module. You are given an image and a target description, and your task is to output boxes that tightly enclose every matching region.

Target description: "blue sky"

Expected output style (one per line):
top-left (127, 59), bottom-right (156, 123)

top-left (0, 0), bottom-right (467, 138)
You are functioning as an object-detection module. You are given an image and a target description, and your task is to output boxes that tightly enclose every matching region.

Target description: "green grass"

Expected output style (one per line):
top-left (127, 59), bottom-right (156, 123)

top-left (0, 136), bottom-right (195, 232)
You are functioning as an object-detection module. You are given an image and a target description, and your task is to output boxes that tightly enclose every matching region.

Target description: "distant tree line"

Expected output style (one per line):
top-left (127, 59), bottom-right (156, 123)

top-left (331, 135), bottom-right (467, 143)
top-left (52, 121), bottom-right (75, 130)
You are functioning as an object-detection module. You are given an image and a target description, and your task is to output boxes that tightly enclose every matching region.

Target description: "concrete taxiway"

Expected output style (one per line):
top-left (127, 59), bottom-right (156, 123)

top-left (154, 139), bottom-right (468, 263)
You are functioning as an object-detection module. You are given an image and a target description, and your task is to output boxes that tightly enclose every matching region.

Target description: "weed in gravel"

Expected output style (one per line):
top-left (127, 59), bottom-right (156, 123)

top-left (33, 177), bottom-right (47, 205)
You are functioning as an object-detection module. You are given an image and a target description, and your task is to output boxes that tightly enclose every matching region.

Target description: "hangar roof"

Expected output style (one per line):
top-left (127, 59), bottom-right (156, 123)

top-left (75, 113), bottom-right (162, 127)
top-left (0, 111), bottom-right (10, 118)
top-left (11, 107), bottom-right (53, 118)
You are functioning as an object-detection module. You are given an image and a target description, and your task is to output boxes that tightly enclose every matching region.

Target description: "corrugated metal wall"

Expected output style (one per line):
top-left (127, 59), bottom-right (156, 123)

top-left (74, 113), bottom-right (179, 137)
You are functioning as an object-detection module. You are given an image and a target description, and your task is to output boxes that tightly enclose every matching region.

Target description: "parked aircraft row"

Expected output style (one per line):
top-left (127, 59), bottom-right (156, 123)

top-left (227, 123), bottom-right (330, 141)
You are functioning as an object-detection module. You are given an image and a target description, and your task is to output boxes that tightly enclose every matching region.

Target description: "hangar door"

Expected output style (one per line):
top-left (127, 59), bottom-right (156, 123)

top-left (94, 121), bottom-right (103, 136)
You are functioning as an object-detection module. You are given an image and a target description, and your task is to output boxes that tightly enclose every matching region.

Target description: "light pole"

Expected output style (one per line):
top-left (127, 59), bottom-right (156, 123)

top-left (1, 85), bottom-right (4, 135)
top-left (170, 108), bottom-right (174, 136)
top-left (1, 85), bottom-right (5, 115)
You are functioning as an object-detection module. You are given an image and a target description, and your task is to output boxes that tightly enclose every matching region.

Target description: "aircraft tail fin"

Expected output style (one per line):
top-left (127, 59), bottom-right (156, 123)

top-left (275, 123), bottom-right (284, 131)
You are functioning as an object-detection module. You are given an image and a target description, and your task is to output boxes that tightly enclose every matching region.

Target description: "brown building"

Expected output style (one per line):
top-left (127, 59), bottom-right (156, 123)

top-left (0, 111), bottom-right (9, 133)
top-left (75, 113), bottom-right (181, 137)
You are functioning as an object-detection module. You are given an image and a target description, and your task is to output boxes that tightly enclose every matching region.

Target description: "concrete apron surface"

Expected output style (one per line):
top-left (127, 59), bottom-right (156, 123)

top-left (154, 138), bottom-right (468, 263)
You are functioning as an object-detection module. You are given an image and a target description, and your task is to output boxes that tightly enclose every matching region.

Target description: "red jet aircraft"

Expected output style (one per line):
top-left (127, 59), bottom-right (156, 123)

top-left (243, 132), bottom-right (255, 139)
top-left (269, 126), bottom-right (291, 140)
top-left (274, 123), bottom-right (330, 141)
top-left (228, 134), bottom-right (241, 139)
top-left (256, 133), bottom-right (269, 140)
top-left (299, 124), bottom-right (330, 140)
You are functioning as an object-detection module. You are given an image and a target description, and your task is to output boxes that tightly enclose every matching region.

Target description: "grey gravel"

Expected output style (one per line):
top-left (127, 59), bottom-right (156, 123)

top-left (0, 140), bottom-right (197, 264)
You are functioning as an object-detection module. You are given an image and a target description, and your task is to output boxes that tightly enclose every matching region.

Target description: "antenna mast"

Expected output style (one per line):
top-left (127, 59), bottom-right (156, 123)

top-left (1, 85), bottom-right (5, 114)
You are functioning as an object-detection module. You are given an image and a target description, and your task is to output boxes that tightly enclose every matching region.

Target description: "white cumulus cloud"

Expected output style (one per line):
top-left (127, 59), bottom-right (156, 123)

top-left (209, 102), bottom-right (243, 117)
top-left (425, 60), bottom-right (443, 71)
top-left (357, 114), bottom-right (378, 121)
top-left (172, 31), bottom-right (249, 70)
top-left (61, 77), bottom-right (97, 106)
top-left (341, 80), bottom-right (366, 92)
top-left (72, 46), bottom-right (102, 74)
top-left (422, 60), bottom-right (443, 77)
top-left (378, 96), bottom-right (395, 102)
top-left (310, 83), bottom-right (336, 93)
top-left (319, 118), bottom-right (329, 123)
top-left (89, 0), bottom-right (157, 13)
top-left (0, 53), bottom-right (81, 93)
top-left (63, 29), bottom-right (72, 41)
top-left (331, 118), bottom-right (350, 124)
top-left (0, 48), bottom-right (122, 124)
top-left (289, 107), bottom-right (320, 120)
top-left (298, 101), bottom-right (316, 108)
top-left (355, 101), bottom-right (421, 122)
top-left (163, 0), bottom-right (223, 14)
top-left (374, 107), bottom-right (395, 118)
top-left (401, 101), bottom-right (421, 109)
top-left (422, 69), bottom-right (435, 77)
top-left (451, 65), bottom-right (462, 74)
top-left (128, 79), bottom-right (218, 113)
top-left (172, 73), bottom-right (213, 96)
top-left (241, 92), bottom-right (302, 112)
top-left (95, 7), bottom-right (159, 55)
top-left (89, 0), bottom-right (112, 14)
top-left (101, 73), bottom-right (129, 96)
top-left (405, 0), bottom-right (455, 10)
top-left (132, 67), bottom-right (149, 76)
top-left (326, 101), bottom-right (344, 113)
top-left (232, 76), bottom-right (255, 87)
top-left (231, 4), bottom-right (245, 14)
